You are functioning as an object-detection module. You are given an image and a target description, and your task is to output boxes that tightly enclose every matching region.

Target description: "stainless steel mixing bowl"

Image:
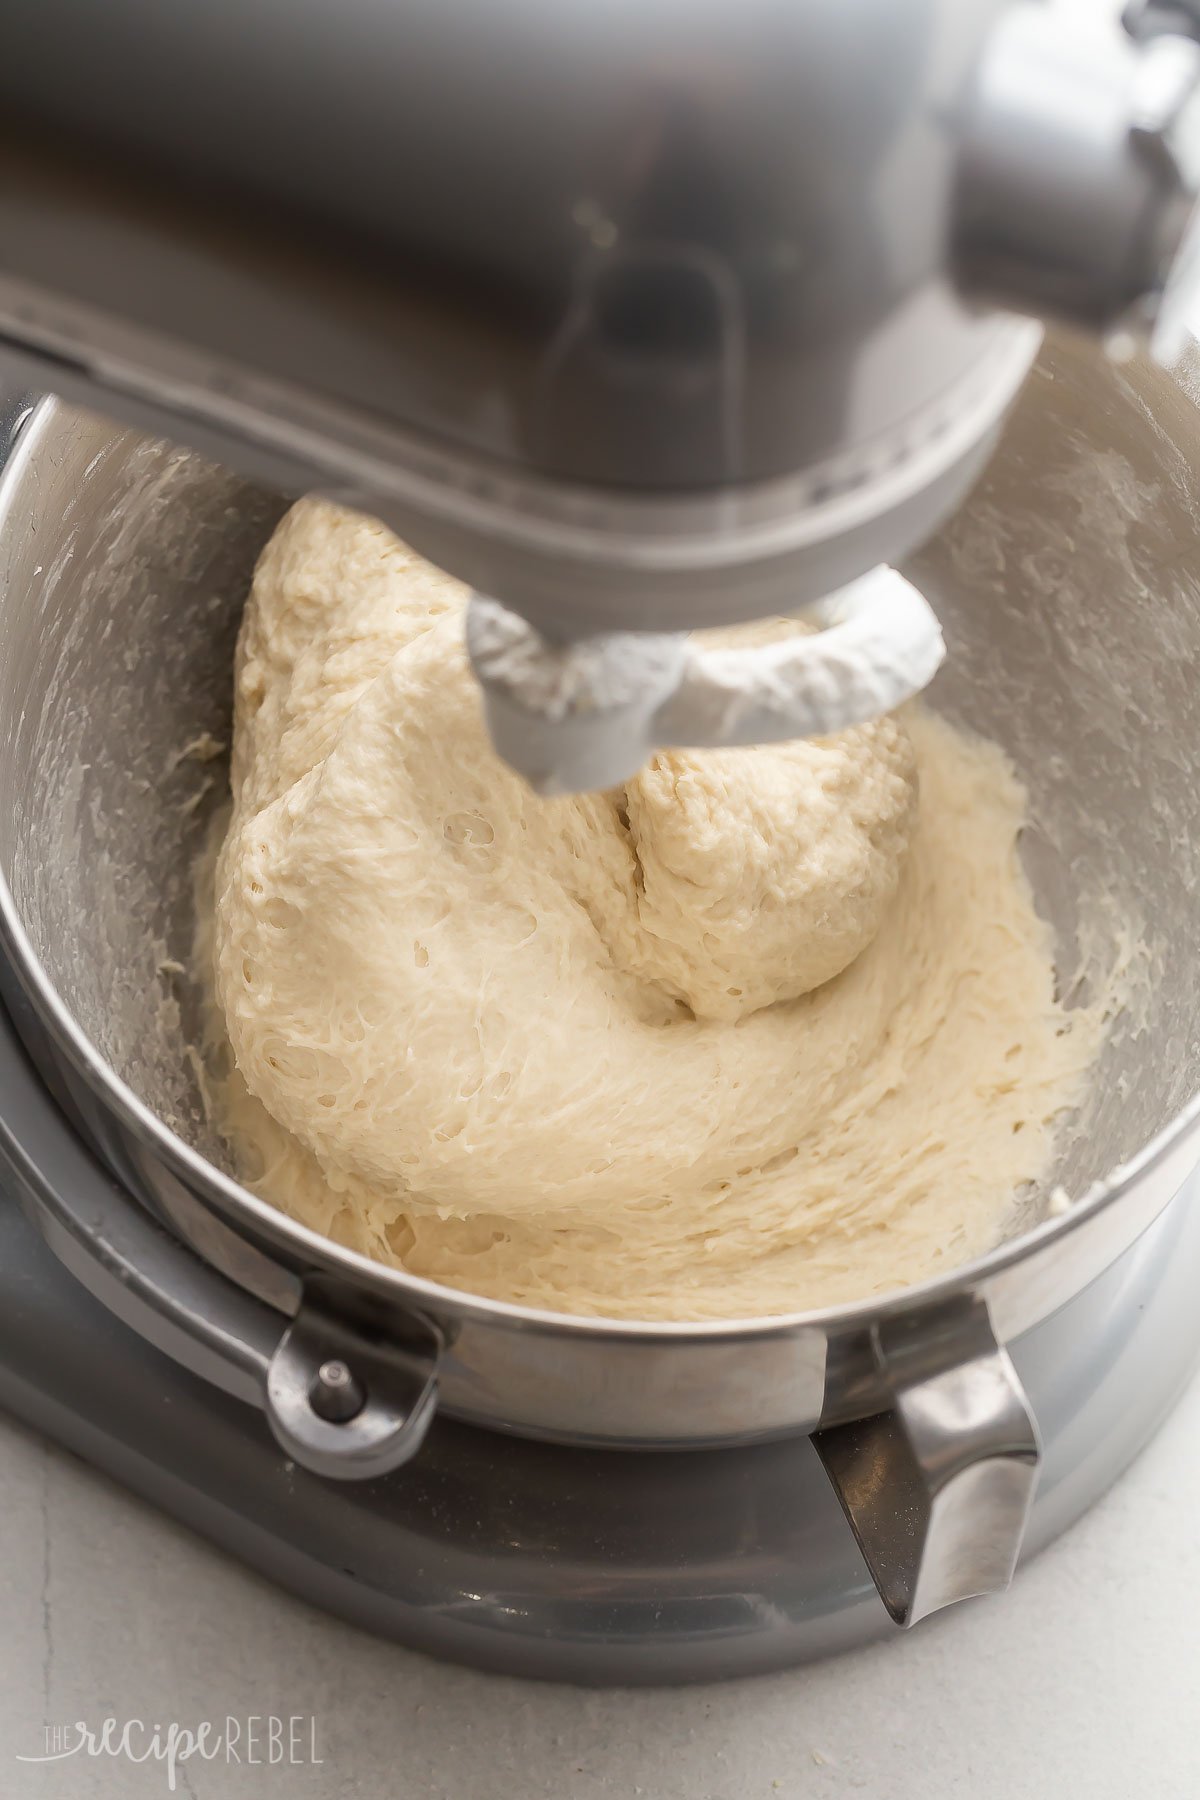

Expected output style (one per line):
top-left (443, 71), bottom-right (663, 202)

top-left (0, 336), bottom-right (1198, 1625)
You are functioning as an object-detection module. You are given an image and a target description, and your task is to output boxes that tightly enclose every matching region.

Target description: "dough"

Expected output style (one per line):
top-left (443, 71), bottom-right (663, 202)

top-left (211, 498), bottom-right (1102, 1321)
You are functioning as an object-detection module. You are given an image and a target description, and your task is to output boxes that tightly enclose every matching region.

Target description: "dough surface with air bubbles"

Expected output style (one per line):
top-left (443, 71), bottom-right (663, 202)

top-left (211, 498), bottom-right (1103, 1321)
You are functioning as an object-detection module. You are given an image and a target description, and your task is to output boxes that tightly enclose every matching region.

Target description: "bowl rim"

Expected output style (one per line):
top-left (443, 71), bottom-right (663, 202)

top-left (2, 393), bottom-right (1198, 1346)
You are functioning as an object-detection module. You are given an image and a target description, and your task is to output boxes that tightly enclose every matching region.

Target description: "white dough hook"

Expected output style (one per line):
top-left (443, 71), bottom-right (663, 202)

top-left (466, 568), bottom-right (946, 794)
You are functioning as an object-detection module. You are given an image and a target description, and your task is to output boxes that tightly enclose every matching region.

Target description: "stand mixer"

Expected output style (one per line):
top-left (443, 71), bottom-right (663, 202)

top-left (0, 0), bottom-right (1200, 1678)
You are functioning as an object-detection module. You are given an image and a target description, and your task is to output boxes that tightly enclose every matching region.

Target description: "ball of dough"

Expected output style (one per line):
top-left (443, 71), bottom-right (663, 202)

top-left (612, 722), bottom-right (917, 1022)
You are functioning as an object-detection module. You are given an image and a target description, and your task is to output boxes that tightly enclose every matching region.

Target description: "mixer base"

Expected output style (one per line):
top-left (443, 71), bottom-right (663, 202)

top-left (0, 1173), bottom-right (1198, 1683)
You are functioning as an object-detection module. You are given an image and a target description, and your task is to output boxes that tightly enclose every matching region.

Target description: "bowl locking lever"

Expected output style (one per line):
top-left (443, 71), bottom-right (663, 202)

top-left (813, 1297), bottom-right (1041, 1625)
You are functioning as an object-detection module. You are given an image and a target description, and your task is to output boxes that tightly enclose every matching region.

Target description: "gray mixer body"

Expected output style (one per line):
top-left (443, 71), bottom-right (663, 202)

top-left (0, 0), bottom-right (1196, 637)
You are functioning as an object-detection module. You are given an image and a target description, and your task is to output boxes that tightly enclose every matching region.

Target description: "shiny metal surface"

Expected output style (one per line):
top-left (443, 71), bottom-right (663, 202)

top-left (0, 334), bottom-right (1198, 1459)
top-left (0, 0), bottom-right (1022, 499)
top-left (265, 1291), bottom-right (440, 1481)
top-left (955, 5), bottom-right (1200, 331)
top-left (814, 1302), bottom-right (1039, 1624)
top-left (0, 2), bottom-right (1193, 641)
top-left (0, 0), bottom-right (1024, 624)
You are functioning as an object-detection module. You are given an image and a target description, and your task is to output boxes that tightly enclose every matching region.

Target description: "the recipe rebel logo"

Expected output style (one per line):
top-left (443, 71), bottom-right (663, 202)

top-left (15, 1714), bottom-right (323, 1790)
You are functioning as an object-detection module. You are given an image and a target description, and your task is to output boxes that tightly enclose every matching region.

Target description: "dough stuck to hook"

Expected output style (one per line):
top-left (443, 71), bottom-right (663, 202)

top-left (466, 566), bottom-right (945, 794)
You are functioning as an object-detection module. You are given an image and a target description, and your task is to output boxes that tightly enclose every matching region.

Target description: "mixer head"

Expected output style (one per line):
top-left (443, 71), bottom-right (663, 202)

top-left (0, 0), bottom-right (1199, 787)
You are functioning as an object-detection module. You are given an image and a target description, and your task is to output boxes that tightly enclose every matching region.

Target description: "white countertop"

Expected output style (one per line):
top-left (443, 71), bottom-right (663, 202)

top-left (0, 1372), bottom-right (1197, 1800)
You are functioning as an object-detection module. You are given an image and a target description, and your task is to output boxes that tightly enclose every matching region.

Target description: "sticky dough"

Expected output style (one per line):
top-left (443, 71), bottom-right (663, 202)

top-left (211, 498), bottom-right (1101, 1321)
